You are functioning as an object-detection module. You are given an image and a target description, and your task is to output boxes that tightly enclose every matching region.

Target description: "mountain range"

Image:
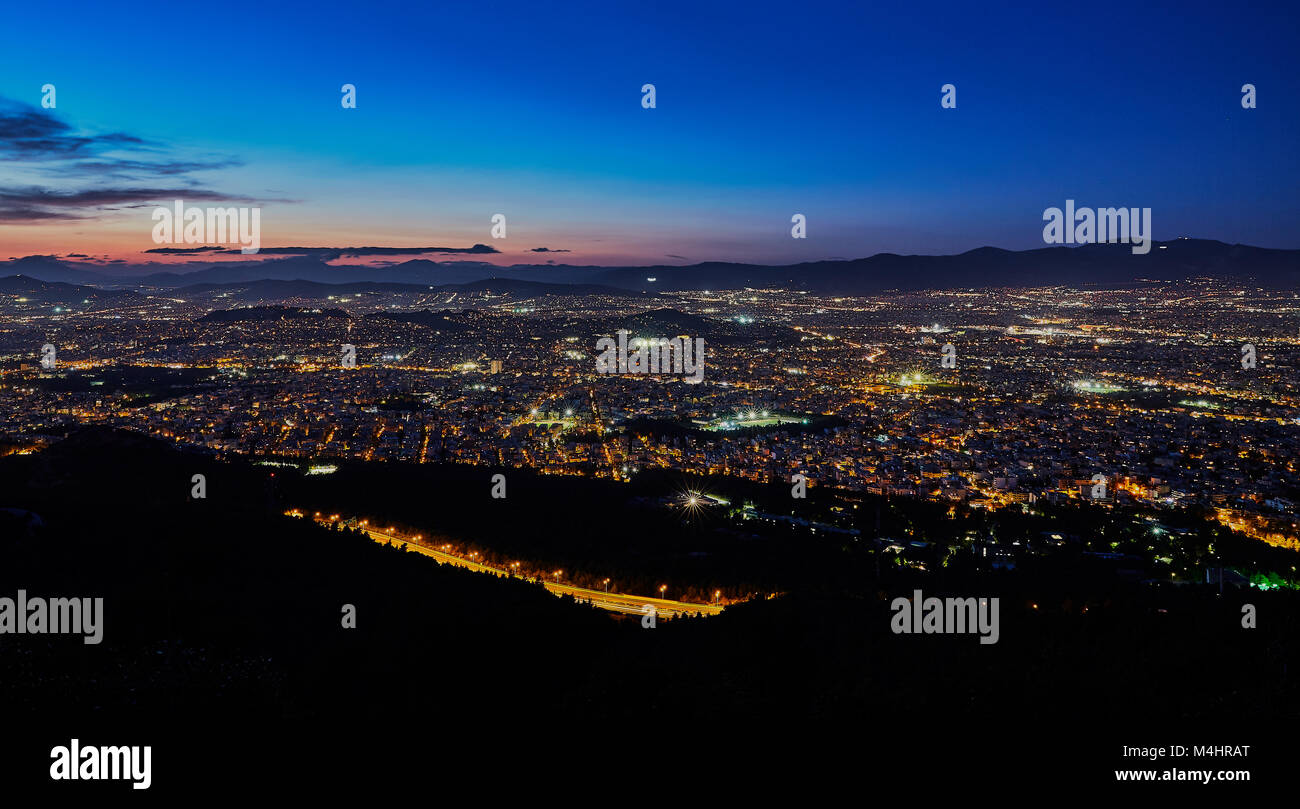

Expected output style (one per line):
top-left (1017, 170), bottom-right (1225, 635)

top-left (4, 239), bottom-right (1297, 295)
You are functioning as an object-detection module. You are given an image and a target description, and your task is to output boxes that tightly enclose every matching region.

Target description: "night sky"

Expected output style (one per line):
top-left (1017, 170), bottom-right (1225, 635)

top-left (1, 0), bottom-right (1296, 266)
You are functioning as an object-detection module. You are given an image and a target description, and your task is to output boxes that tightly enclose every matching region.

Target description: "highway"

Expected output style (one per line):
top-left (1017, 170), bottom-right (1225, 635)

top-left (327, 520), bottom-right (724, 619)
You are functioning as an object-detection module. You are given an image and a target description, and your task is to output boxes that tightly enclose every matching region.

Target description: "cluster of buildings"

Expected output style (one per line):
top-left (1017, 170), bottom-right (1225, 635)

top-left (2, 279), bottom-right (1297, 549)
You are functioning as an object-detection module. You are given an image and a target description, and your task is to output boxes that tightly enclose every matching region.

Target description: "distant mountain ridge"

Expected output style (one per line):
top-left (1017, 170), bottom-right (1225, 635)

top-left (5, 239), bottom-right (1297, 295)
top-left (1, 256), bottom-right (109, 285)
top-left (0, 275), bottom-right (139, 303)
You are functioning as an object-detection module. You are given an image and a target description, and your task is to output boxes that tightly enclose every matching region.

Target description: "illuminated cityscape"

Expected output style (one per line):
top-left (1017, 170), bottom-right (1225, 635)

top-left (2, 0), bottom-right (1297, 793)
top-left (5, 279), bottom-right (1298, 555)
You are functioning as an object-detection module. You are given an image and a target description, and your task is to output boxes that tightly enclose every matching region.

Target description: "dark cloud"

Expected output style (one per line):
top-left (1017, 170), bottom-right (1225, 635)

top-left (0, 97), bottom-right (259, 222)
top-left (0, 185), bottom-right (283, 223)
top-left (48, 157), bottom-right (243, 179)
top-left (665, 254), bottom-right (689, 260)
top-left (204, 245), bottom-right (501, 258)
top-left (338, 244), bottom-right (500, 256)
top-left (142, 246), bottom-right (227, 254)
top-left (529, 247), bottom-right (571, 253)
top-left (0, 99), bottom-right (154, 159)
top-left (0, 206), bottom-right (77, 221)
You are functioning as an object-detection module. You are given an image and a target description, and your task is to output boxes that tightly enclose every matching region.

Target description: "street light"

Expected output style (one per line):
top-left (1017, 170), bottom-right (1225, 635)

top-left (603, 578), bottom-right (610, 592)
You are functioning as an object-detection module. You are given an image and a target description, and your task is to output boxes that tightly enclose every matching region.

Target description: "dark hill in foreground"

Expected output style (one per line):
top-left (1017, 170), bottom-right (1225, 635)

top-left (0, 427), bottom-right (1292, 794)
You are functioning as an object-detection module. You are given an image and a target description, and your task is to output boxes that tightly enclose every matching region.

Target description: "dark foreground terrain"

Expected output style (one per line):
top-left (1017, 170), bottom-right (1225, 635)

top-left (0, 428), bottom-right (1293, 795)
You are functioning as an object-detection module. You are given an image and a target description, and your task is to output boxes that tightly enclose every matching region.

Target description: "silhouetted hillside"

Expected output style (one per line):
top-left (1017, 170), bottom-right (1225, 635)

top-left (0, 275), bottom-right (138, 304)
top-left (197, 305), bottom-right (351, 323)
top-left (1, 428), bottom-right (1293, 794)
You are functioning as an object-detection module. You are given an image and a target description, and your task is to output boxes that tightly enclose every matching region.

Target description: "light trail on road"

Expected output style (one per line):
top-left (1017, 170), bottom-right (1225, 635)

top-left (290, 512), bottom-right (725, 619)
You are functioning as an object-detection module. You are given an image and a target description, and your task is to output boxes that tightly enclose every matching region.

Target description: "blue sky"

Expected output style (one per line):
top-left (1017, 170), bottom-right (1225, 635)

top-left (0, 0), bottom-right (1296, 265)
